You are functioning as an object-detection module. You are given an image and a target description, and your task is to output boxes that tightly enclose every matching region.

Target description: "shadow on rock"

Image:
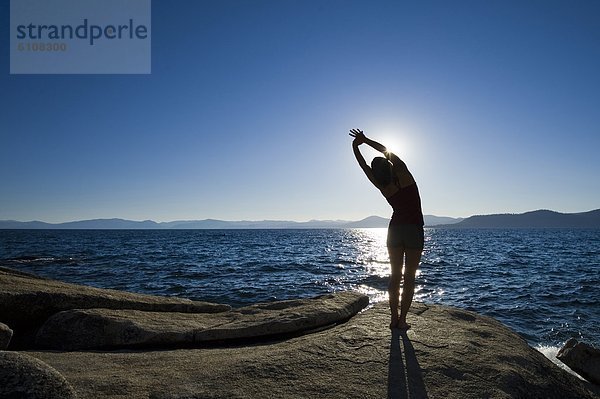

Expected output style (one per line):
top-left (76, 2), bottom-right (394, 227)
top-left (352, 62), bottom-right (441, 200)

top-left (388, 330), bottom-right (429, 399)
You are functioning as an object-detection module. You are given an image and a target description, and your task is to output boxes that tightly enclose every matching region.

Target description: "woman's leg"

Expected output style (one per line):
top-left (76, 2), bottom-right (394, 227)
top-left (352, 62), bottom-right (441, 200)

top-left (398, 247), bottom-right (422, 330)
top-left (387, 246), bottom-right (404, 328)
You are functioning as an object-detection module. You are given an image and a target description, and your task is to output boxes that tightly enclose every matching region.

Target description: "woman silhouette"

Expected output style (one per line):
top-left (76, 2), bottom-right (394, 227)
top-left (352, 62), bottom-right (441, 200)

top-left (350, 128), bottom-right (424, 330)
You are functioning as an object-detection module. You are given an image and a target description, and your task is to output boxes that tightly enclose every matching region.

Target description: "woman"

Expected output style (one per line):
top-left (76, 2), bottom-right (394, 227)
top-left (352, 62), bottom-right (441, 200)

top-left (350, 128), bottom-right (424, 330)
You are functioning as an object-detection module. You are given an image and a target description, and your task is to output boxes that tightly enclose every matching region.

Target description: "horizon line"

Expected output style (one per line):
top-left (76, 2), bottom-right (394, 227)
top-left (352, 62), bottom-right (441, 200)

top-left (2, 208), bottom-right (599, 225)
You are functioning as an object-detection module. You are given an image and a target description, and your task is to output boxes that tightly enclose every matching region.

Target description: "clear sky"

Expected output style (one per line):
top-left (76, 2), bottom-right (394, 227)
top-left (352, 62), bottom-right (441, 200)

top-left (1, 0), bottom-right (599, 223)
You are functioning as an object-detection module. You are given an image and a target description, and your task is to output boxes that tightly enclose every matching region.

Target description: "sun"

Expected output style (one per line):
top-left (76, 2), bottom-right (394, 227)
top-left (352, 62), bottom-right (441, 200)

top-left (380, 135), bottom-right (408, 158)
top-left (362, 122), bottom-right (418, 162)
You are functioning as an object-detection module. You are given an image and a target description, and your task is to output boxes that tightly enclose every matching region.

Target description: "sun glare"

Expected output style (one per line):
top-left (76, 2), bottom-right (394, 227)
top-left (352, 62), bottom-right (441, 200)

top-left (365, 122), bottom-right (413, 157)
top-left (359, 130), bottom-right (415, 166)
top-left (380, 135), bottom-right (410, 159)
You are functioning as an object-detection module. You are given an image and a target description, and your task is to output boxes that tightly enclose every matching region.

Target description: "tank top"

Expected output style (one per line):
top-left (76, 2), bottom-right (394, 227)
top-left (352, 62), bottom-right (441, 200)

top-left (385, 182), bottom-right (424, 226)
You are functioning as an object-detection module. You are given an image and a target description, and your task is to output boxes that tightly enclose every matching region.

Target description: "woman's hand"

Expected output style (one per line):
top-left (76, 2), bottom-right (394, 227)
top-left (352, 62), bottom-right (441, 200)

top-left (349, 128), bottom-right (366, 145)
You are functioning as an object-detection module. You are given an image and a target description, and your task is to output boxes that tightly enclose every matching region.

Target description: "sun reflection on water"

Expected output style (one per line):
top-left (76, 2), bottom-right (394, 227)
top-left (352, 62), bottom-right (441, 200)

top-left (344, 228), bottom-right (391, 304)
top-left (349, 228), bottom-right (389, 271)
top-left (345, 228), bottom-right (434, 305)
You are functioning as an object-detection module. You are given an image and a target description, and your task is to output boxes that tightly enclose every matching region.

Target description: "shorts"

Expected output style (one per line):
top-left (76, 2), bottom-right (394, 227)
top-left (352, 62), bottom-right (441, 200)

top-left (387, 224), bottom-right (424, 249)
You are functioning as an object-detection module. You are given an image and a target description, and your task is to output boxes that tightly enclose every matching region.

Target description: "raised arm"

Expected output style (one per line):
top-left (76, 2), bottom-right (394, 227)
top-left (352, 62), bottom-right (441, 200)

top-left (350, 128), bottom-right (415, 187)
top-left (349, 129), bottom-right (380, 188)
top-left (362, 136), bottom-right (387, 154)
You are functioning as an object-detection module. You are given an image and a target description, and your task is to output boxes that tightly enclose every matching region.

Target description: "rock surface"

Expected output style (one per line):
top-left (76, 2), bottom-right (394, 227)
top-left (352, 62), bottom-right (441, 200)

top-left (35, 292), bottom-right (369, 350)
top-left (557, 338), bottom-right (600, 385)
top-left (0, 351), bottom-right (77, 399)
top-left (0, 322), bottom-right (12, 350)
top-left (0, 267), bottom-right (230, 347)
top-left (28, 302), bottom-right (600, 399)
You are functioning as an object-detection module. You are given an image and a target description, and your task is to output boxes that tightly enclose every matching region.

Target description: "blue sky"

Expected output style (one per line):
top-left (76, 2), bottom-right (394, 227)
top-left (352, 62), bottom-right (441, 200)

top-left (1, 0), bottom-right (599, 223)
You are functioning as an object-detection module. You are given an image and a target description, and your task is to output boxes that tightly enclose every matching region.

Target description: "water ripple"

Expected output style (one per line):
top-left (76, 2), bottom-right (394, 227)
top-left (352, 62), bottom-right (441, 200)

top-left (1, 228), bottom-right (598, 348)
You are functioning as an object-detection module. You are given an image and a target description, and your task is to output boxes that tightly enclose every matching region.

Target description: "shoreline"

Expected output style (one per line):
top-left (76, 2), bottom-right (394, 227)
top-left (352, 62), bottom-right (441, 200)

top-left (1, 267), bottom-right (599, 398)
top-left (21, 302), bottom-right (600, 399)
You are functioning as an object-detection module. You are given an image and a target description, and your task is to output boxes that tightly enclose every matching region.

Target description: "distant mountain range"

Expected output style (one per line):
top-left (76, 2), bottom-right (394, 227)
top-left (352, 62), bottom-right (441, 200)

top-left (0, 215), bottom-right (461, 229)
top-left (0, 210), bottom-right (598, 229)
top-left (436, 209), bottom-right (600, 229)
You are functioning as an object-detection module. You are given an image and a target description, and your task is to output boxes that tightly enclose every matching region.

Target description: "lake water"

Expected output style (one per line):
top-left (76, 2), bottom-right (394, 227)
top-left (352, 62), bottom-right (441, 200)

top-left (1, 228), bottom-right (598, 352)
